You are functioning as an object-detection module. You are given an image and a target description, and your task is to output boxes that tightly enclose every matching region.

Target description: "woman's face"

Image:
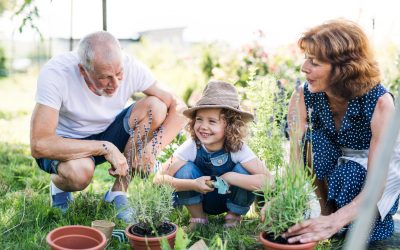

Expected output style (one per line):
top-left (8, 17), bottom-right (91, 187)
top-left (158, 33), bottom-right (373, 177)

top-left (301, 54), bottom-right (332, 93)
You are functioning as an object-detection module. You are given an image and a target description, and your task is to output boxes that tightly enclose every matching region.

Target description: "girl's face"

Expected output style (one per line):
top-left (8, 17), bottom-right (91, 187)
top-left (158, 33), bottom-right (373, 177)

top-left (194, 108), bottom-right (226, 152)
top-left (301, 54), bottom-right (332, 94)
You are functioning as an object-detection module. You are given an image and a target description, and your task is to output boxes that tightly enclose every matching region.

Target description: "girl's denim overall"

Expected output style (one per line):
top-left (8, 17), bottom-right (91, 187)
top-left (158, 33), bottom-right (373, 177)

top-left (174, 145), bottom-right (255, 215)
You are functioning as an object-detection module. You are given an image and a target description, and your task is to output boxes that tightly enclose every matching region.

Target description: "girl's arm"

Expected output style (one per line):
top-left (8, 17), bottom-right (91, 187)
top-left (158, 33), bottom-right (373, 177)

top-left (153, 157), bottom-right (214, 193)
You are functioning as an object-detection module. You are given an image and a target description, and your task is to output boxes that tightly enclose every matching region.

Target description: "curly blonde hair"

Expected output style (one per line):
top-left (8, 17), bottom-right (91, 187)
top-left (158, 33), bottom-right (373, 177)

top-left (298, 19), bottom-right (380, 99)
top-left (186, 108), bottom-right (249, 152)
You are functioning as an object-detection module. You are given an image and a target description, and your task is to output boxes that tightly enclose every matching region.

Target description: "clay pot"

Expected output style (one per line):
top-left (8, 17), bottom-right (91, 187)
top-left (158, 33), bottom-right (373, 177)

top-left (125, 222), bottom-right (177, 250)
top-left (259, 231), bottom-right (317, 250)
top-left (47, 225), bottom-right (106, 250)
top-left (91, 220), bottom-right (115, 240)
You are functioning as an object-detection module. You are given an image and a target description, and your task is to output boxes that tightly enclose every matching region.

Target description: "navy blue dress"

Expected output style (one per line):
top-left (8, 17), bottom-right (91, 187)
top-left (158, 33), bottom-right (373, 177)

top-left (303, 83), bottom-right (398, 242)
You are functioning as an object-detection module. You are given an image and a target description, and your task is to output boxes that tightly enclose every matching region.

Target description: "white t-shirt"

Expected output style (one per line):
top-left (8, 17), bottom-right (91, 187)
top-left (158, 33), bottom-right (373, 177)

top-left (35, 51), bottom-right (155, 138)
top-left (174, 138), bottom-right (257, 164)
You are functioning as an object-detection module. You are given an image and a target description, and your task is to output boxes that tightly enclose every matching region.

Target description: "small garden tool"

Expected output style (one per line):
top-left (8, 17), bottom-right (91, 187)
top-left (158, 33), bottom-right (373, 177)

top-left (205, 176), bottom-right (230, 194)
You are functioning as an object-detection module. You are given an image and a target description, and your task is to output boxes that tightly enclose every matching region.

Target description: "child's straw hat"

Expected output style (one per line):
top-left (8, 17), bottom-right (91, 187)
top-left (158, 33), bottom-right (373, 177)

top-left (183, 80), bottom-right (254, 122)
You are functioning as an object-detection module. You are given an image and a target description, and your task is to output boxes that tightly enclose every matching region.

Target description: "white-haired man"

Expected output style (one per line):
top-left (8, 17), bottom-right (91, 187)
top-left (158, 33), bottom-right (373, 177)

top-left (30, 31), bottom-right (187, 222)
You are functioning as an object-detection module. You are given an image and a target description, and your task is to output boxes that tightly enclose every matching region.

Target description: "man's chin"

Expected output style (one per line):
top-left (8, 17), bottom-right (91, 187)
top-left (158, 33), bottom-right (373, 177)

top-left (96, 89), bottom-right (115, 97)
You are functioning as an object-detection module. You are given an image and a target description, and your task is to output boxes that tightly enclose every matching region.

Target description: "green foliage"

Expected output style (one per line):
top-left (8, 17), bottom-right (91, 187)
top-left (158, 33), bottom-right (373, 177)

top-left (0, 46), bottom-right (7, 77)
top-left (126, 175), bottom-right (175, 231)
top-left (161, 227), bottom-right (191, 250)
top-left (235, 41), bottom-right (269, 87)
top-left (13, 0), bottom-right (42, 37)
top-left (247, 71), bottom-right (287, 170)
top-left (257, 165), bottom-right (315, 238)
top-left (157, 132), bottom-right (186, 163)
top-left (384, 46), bottom-right (400, 95)
top-left (257, 90), bottom-right (316, 238)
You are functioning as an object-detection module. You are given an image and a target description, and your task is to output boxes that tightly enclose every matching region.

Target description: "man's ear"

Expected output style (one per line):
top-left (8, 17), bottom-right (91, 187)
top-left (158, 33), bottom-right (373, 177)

top-left (78, 64), bottom-right (86, 76)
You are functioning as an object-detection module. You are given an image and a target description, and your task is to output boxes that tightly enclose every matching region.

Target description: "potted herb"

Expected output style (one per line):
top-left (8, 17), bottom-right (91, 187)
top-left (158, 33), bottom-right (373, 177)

top-left (257, 90), bottom-right (317, 250)
top-left (124, 175), bottom-right (177, 250)
top-left (257, 160), bottom-right (316, 250)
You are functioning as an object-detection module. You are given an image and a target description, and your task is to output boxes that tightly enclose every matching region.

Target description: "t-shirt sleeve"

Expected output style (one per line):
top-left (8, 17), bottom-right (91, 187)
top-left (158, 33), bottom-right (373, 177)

top-left (35, 67), bottom-right (65, 110)
top-left (124, 54), bottom-right (156, 93)
top-left (231, 143), bottom-right (257, 164)
top-left (173, 138), bottom-right (197, 162)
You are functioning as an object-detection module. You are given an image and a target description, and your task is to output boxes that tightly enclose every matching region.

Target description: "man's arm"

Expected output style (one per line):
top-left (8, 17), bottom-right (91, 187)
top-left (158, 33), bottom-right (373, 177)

top-left (142, 82), bottom-right (188, 149)
top-left (30, 103), bottom-right (128, 175)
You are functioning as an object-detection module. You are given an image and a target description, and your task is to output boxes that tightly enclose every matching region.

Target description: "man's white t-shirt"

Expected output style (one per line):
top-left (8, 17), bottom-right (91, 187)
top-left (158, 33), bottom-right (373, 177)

top-left (174, 138), bottom-right (257, 164)
top-left (35, 51), bottom-right (155, 138)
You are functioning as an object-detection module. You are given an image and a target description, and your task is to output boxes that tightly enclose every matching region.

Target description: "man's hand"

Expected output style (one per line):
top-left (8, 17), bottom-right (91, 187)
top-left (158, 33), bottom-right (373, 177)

top-left (193, 176), bottom-right (214, 194)
top-left (103, 142), bottom-right (128, 177)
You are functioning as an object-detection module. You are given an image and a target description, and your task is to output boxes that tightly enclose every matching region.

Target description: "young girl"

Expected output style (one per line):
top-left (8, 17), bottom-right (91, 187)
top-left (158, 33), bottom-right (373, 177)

top-left (154, 80), bottom-right (272, 229)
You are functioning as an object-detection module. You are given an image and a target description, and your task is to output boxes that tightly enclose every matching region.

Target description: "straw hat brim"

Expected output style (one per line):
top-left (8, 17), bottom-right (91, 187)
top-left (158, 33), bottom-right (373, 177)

top-left (183, 105), bottom-right (254, 122)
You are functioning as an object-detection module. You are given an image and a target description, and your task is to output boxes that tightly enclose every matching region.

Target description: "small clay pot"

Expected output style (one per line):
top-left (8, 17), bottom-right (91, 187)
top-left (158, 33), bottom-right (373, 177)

top-left (259, 231), bottom-right (317, 250)
top-left (91, 220), bottom-right (115, 240)
top-left (125, 222), bottom-right (177, 250)
top-left (47, 225), bottom-right (106, 250)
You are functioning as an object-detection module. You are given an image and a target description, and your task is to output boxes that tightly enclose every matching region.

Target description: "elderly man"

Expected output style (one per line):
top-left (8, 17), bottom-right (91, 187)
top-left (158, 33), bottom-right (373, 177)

top-left (30, 31), bottom-right (187, 222)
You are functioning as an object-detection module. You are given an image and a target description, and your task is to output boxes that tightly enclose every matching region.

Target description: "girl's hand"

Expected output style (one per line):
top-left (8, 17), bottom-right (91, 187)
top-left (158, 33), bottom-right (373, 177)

top-left (193, 176), bottom-right (214, 194)
top-left (281, 214), bottom-right (341, 243)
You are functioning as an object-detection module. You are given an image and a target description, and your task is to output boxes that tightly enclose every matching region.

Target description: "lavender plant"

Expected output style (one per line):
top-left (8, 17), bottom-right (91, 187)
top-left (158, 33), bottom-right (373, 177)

top-left (127, 174), bottom-right (175, 235)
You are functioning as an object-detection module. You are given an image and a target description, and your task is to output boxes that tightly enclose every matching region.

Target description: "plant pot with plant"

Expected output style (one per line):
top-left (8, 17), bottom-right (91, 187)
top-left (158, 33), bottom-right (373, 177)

top-left (257, 161), bottom-right (317, 250)
top-left (255, 84), bottom-right (318, 250)
top-left (124, 175), bottom-right (177, 250)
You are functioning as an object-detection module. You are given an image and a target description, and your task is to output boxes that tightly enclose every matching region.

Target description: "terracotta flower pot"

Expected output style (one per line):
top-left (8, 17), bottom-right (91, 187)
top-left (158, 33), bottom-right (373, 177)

top-left (259, 231), bottom-right (317, 250)
top-left (91, 220), bottom-right (115, 241)
top-left (125, 222), bottom-right (177, 250)
top-left (47, 225), bottom-right (107, 250)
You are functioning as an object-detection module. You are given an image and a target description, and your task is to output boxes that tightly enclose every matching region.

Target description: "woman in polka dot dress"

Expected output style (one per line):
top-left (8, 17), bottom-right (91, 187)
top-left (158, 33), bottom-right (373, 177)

top-left (281, 19), bottom-right (399, 244)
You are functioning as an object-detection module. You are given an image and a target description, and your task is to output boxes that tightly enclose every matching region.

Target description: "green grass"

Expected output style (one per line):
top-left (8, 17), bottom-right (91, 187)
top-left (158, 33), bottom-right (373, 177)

top-left (0, 72), bottom-right (343, 249)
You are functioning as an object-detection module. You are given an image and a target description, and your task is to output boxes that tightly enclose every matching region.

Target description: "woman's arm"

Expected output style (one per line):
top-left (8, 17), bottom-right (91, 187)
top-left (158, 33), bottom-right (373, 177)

top-left (282, 93), bottom-right (395, 243)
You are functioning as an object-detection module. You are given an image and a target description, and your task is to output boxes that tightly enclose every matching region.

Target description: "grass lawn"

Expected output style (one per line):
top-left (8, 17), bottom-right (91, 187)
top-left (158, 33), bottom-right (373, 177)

top-left (0, 72), bottom-right (342, 249)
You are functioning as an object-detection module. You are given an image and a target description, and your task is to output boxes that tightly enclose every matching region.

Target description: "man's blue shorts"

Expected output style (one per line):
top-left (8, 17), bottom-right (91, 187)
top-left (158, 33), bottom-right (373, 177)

top-left (35, 103), bottom-right (135, 174)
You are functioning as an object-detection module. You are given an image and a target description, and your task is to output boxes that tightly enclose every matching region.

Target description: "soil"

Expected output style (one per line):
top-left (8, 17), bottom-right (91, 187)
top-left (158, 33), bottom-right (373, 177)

top-left (129, 222), bottom-right (176, 238)
top-left (263, 232), bottom-right (303, 245)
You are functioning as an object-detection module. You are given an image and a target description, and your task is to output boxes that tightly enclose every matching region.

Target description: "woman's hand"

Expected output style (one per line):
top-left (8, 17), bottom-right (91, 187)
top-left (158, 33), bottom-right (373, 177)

top-left (193, 176), bottom-right (215, 194)
top-left (282, 214), bottom-right (341, 243)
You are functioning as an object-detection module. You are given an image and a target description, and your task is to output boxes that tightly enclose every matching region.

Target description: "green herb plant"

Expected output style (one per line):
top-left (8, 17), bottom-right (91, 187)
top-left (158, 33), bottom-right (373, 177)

top-left (257, 87), bottom-right (316, 239)
top-left (246, 69), bottom-right (287, 170)
top-left (126, 174), bottom-right (175, 235)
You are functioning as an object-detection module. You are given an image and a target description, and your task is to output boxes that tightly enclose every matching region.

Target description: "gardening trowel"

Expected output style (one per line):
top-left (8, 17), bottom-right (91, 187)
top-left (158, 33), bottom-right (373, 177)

top-left (205, 176), bottom-right (230, 194)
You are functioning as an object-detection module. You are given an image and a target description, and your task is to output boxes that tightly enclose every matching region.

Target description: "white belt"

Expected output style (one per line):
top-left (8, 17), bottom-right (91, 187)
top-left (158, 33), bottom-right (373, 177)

top-left (337, 145), bottom-right (400, 220)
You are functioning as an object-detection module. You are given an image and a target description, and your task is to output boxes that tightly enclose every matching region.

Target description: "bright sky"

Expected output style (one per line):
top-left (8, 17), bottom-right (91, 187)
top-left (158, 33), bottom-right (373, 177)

top-left (1, 0), bottom-right (400, 48)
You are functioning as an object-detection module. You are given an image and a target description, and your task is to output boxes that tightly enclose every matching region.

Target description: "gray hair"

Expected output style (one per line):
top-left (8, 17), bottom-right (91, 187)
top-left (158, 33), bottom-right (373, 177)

top-left (77, 31), bottom-right (122, 72)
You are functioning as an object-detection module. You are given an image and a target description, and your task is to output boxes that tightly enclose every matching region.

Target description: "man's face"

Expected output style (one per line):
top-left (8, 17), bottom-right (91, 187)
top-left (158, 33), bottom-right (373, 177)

top-left (81, 60), bottom-right (124, 97)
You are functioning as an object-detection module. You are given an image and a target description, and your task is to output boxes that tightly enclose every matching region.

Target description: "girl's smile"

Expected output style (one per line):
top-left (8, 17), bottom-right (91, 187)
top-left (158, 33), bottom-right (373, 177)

top-left (194, 108), bottom-right (226, 152)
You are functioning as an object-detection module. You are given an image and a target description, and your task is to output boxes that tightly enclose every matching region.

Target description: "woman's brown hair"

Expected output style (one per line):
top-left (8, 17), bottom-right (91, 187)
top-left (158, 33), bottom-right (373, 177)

top-left (298, 19), bottom-right (380, 99)
top-left (187, 108), bottom-right (249, 152)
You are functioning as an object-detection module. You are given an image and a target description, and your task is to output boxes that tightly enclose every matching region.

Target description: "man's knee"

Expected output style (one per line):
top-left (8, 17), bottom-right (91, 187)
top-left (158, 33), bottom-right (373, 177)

top-left (58, 158), bottom-right (95, 191)
top-left (142, 96), bottom-right (167, 126)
